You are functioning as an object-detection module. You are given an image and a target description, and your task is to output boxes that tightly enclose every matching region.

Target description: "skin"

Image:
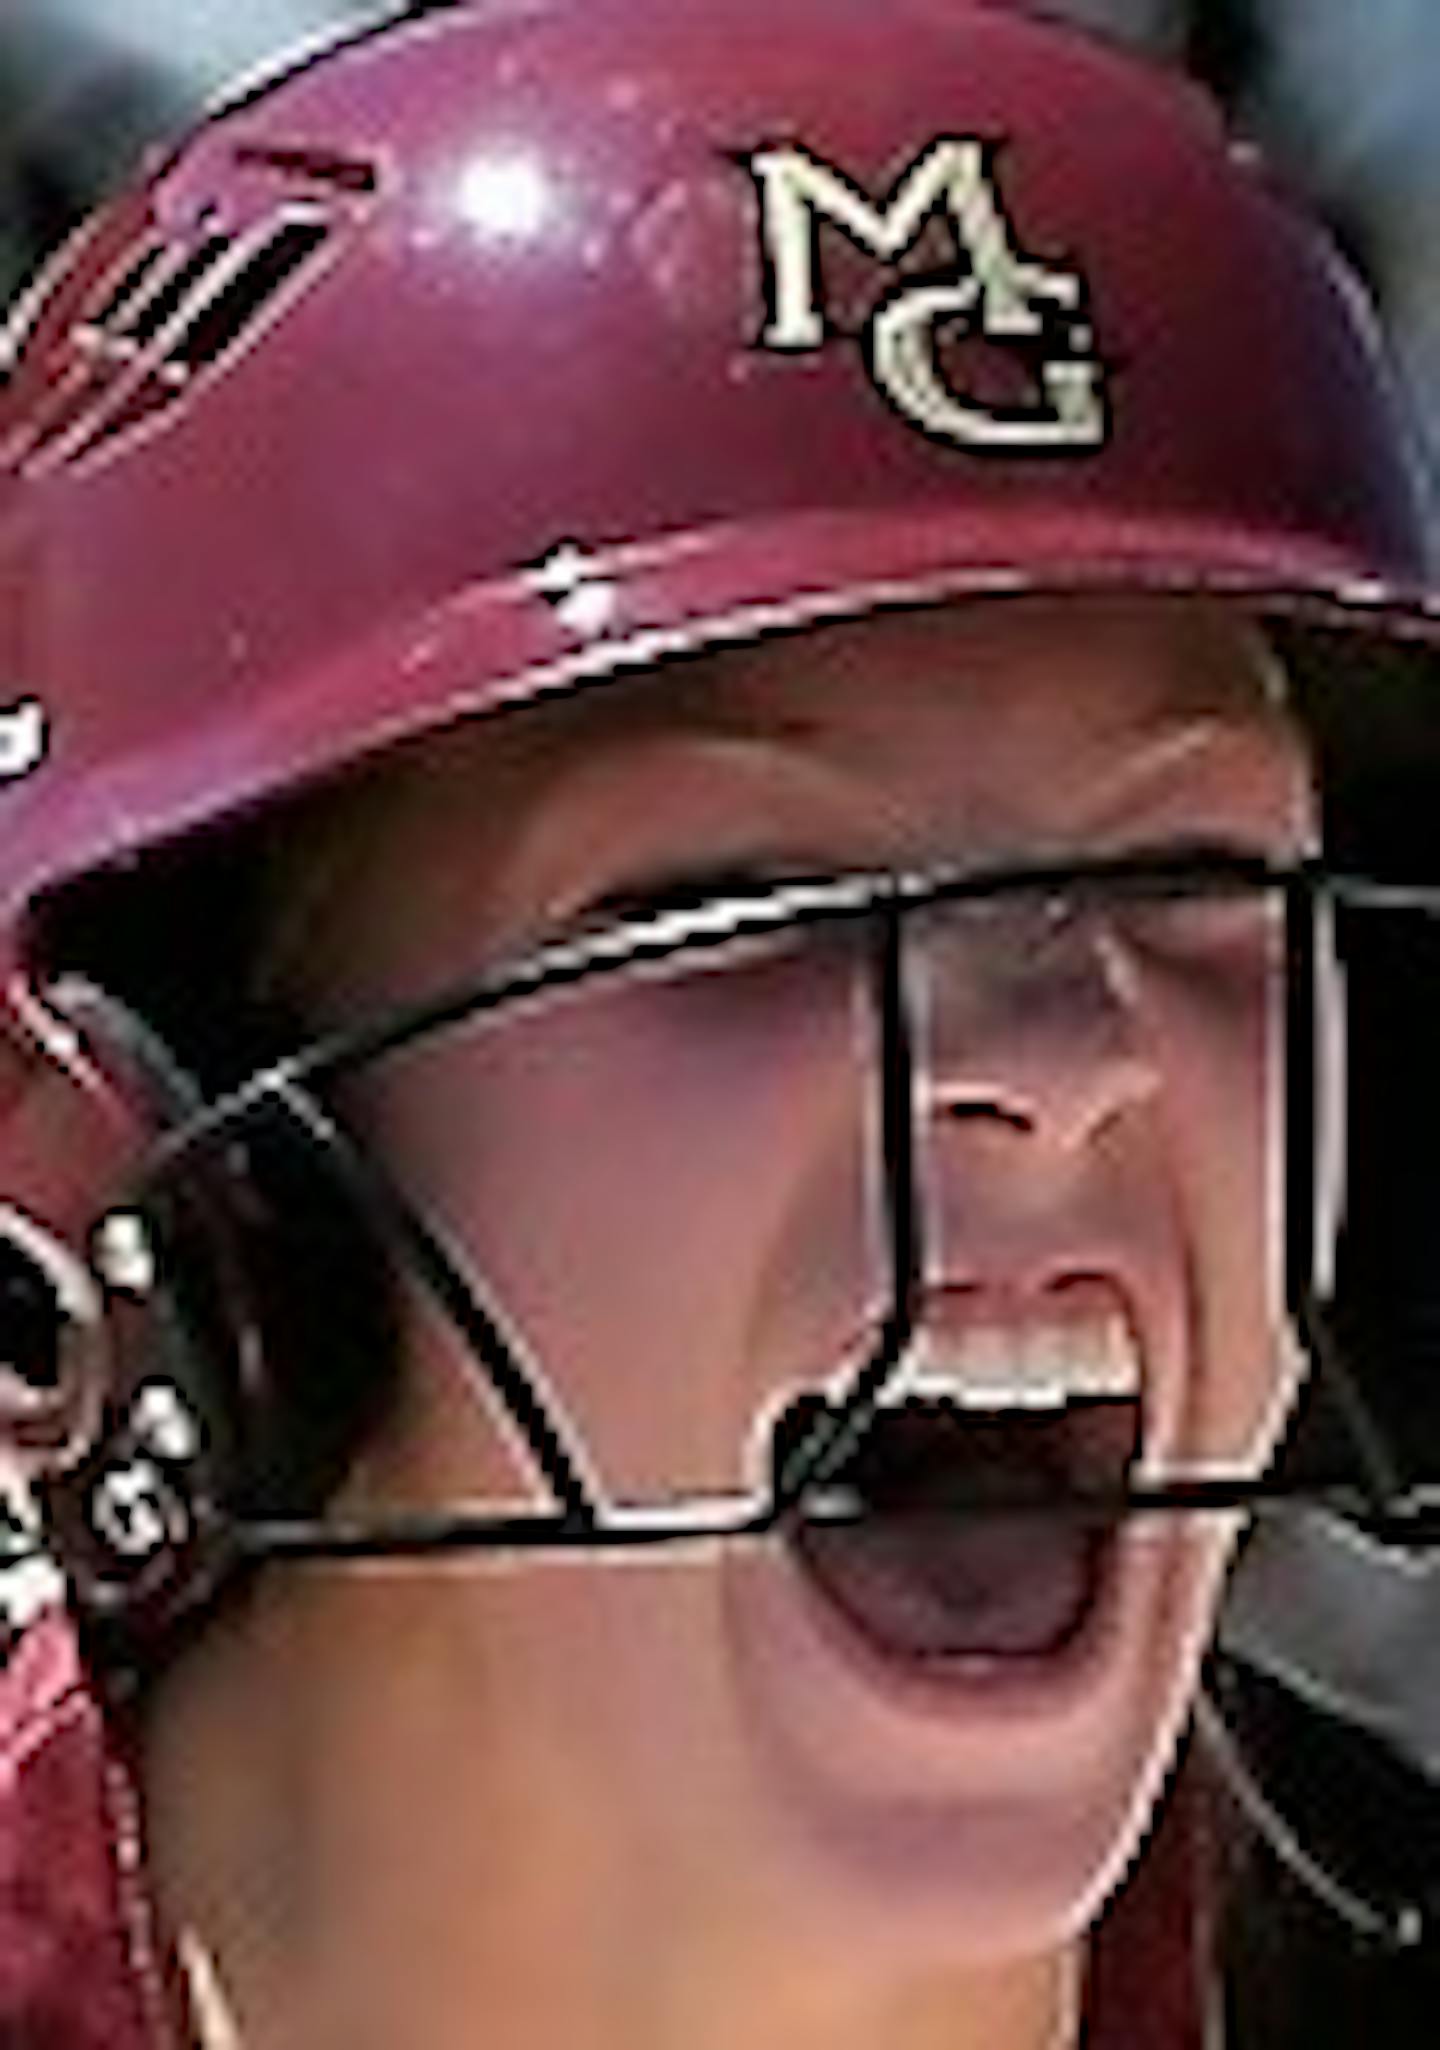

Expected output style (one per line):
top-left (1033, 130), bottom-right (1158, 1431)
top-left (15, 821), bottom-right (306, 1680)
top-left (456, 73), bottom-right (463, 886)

top-left (140, 596), bottom-right (1317, 2050)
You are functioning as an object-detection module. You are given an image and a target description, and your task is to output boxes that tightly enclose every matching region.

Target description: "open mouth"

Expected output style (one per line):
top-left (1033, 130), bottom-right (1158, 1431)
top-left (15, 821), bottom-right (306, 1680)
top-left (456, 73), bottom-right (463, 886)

top-left (774, 1306), bottom-right (1144, 1664)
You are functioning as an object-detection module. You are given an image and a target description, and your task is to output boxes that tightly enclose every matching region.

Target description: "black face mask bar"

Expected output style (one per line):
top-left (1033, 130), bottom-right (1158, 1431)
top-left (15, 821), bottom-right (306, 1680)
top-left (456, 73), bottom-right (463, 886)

top-left (104, 848), bottom-right (1440, 1948)
top-left (126, 846), bottom-right (1432, 1555)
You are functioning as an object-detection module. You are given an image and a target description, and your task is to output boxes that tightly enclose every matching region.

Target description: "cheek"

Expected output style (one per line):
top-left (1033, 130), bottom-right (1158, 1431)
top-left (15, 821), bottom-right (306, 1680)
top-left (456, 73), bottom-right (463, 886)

top-left (1142, 951), bottom-right (1296, 1468)
top-left (333, 946), bottom-right (876, 1504)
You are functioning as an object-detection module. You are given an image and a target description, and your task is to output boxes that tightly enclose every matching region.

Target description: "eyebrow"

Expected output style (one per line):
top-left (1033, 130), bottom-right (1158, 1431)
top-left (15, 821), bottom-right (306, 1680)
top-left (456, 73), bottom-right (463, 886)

top-left (1071, 714), bottom-right (1301, 833)
top-left (549, 721), bottom-right (875, 815)
top-left (714, 708), bottom-right (1293, 811)
top-left (533, 701), bottom-right (1302, 866)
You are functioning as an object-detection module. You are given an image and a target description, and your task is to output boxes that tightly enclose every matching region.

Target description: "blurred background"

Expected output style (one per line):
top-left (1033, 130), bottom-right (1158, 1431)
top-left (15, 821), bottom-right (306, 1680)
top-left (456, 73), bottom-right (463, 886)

top-left (1, 0), bottom-right (1439, 546)
top-left (1, 0), bottom-right (1439, 543)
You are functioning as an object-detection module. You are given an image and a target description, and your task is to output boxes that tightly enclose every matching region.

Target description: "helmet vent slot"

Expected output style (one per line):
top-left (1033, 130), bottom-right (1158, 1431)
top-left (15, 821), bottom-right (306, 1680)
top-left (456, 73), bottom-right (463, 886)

top-left (8, 211), bottom-right (333, 473)
top-left (86, 239), bottom-right (170, 332)
top-left (167, 216), bottom-right (330, 373)
top-left (96, 233), bottom-right (234, 350)
top-left (231, 141), bottom-right (379, 196)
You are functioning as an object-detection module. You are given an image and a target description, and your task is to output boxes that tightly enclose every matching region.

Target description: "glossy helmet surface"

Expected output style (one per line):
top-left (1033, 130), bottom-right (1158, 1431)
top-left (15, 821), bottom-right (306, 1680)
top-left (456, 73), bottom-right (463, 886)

top-left (0, 0), bottom-right (1434, 973)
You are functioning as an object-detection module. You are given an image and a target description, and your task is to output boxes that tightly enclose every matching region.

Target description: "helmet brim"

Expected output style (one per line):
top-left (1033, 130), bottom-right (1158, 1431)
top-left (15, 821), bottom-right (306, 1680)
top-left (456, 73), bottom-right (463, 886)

top-left (14, 498), bottom-right (1440, 958)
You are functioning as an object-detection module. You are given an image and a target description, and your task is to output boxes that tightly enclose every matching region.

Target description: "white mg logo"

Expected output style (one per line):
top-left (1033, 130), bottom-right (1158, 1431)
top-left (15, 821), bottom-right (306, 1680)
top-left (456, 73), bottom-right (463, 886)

top-left (747, 139), bottom-right (1109, 453)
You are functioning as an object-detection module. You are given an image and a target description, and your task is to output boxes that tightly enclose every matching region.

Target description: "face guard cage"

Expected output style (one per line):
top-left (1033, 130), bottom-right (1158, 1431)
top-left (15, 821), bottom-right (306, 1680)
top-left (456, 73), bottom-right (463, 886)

top-left (26, 843), bottom-right (1440, 1950)
top-left (81, 844), bottom-right (1428, 1556)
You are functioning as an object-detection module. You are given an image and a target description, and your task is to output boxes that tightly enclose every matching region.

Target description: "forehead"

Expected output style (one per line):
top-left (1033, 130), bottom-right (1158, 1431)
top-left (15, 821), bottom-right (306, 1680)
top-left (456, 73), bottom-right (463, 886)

top-left (374, 594), bottom-right (1297, 822)
top-left (262, 596), bottom-right (1307, 1002)
top-left (691, 596), bottom-right (1284, 751)
top-left (273, 596), bottom-right (1301, 887)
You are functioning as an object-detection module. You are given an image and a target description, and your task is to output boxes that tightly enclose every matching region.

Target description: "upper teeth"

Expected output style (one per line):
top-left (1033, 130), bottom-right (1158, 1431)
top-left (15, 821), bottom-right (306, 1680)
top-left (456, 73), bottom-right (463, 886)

top-left (886, 1314), bottom-right (1140, 1412)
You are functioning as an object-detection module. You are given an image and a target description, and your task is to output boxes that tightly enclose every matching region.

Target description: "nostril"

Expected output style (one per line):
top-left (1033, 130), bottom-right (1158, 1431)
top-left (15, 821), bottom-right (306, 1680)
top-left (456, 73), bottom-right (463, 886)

top-left (940, 1099), bottom-right (1032, 1133)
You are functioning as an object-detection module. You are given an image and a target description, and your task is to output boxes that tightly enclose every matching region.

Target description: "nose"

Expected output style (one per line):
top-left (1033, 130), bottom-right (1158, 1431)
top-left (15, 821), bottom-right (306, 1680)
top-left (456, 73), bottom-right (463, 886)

top-left (910, 897), bottom-right (1159, 1157)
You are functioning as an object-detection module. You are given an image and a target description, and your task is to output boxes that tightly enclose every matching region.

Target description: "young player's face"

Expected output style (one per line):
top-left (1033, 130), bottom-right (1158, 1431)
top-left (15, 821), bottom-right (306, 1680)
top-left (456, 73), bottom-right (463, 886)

top-left (275, 597), bottom-right (1314, 1970)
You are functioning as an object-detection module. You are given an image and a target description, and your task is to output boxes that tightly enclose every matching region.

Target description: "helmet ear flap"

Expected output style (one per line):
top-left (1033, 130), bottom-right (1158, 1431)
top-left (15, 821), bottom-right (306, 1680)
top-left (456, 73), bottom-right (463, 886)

top-left (0, 1197), bottom-right (108, 1480)
top-left (4, 975), bottom-right (279, 1672)
top-left (8, 974), bottom-right (400, 1676)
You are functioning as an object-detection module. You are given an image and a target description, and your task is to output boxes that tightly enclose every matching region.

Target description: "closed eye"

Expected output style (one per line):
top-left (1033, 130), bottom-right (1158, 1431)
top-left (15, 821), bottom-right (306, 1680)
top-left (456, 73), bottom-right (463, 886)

top-left (1089, 839), bottom-right (1291, 967)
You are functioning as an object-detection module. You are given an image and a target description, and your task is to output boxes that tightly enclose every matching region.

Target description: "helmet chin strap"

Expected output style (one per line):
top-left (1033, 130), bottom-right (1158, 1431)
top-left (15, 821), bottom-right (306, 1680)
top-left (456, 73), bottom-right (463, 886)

top-left (1193, 1676), bottom-right (1424, 1951)
top-left (1199, 861), bottom-right (1440, 1950)
top-left (1223, 1499), bottom-right (1440, 1785)
top-left (1207, 1459), bottom-right (1440, 1952)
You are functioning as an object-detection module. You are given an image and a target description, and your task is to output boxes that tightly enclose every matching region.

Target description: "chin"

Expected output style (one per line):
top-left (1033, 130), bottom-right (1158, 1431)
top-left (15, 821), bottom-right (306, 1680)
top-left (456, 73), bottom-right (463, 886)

top-left (708, 1508), bottom-right (1238, 1965)
top-left (736, 1717), bottom-right (1189, 1972)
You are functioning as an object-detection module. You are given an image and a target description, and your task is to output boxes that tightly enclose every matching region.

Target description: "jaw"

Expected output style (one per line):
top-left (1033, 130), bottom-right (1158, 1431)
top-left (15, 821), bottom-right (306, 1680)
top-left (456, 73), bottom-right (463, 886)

top-left (704, 1268), bottom-right (1253, 1955)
